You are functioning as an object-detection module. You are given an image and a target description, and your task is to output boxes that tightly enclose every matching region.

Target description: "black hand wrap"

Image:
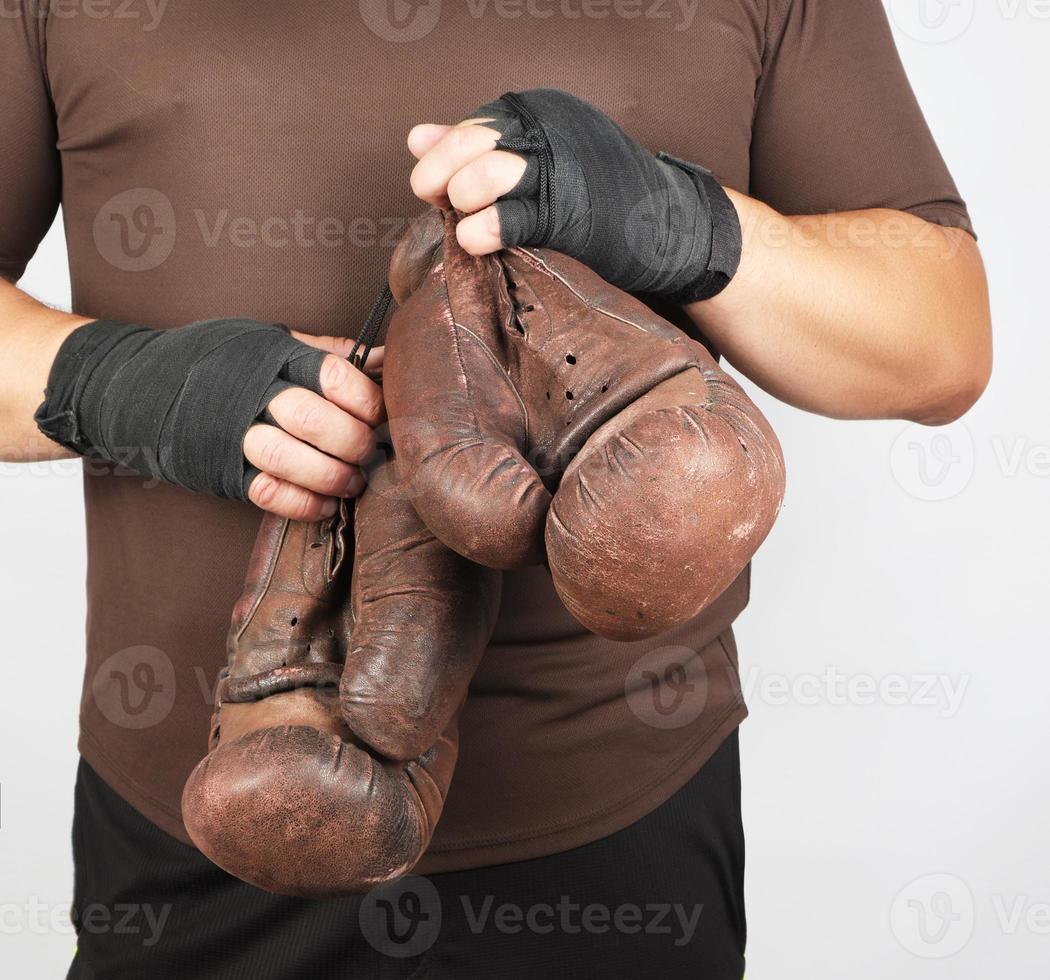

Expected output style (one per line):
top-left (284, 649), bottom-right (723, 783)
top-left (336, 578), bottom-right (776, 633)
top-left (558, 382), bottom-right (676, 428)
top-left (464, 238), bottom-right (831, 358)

top-left (35, 318), bottom-right (326, 499)
top-left (473, 88), bottom-right (742, 303)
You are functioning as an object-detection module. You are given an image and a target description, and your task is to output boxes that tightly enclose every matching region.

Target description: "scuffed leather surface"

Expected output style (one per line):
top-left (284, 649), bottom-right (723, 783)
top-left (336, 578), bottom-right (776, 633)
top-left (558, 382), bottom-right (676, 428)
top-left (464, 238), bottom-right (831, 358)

top-left (340, 468), bottom-right (501, 762)
top-left (384, 210), bottom-right (785, 639)
top-left (181, 470), bottom-right (500, 897)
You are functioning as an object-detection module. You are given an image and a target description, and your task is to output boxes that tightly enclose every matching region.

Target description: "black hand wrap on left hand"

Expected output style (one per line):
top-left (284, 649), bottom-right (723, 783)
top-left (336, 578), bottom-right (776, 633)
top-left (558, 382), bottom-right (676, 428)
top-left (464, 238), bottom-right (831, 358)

top-left (34, 317), bottom-right (326, 499)
top-left (471, 88), bottom-right (742, 303)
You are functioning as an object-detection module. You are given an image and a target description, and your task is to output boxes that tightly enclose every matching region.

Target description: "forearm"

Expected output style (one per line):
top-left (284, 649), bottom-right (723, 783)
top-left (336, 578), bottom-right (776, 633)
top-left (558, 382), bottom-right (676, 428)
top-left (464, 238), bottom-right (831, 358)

top-left (0, 277), bottom-right (91, 462)
top-left (689, 192), bottom-right (992, 425)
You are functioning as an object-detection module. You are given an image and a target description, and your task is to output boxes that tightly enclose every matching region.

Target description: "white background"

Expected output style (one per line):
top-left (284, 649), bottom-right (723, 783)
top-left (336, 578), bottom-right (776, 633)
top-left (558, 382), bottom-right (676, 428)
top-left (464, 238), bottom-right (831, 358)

top-left (2, 2), bottom-right (1049, 976)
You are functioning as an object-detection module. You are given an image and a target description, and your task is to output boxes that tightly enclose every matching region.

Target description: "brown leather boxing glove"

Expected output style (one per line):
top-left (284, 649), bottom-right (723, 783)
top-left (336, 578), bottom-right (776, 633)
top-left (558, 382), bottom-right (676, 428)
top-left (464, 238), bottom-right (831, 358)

top-left (384, 209), bottom-right (784, 641)
top-left (181, 467), bottom-right (500, 897)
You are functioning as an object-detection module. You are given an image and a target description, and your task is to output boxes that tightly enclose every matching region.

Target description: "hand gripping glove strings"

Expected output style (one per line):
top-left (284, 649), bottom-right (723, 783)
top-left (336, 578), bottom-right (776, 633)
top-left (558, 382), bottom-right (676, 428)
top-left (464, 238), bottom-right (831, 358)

top-left (475, 88), bottom-right (742, 303)
top-left (180, 283), bottom-right (503, 898)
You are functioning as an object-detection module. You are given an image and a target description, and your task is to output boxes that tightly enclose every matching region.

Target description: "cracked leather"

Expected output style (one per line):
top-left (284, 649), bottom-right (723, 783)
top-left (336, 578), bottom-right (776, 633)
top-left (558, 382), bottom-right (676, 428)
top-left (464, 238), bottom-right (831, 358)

top-left (181, 465), bottom-right (500, 898)
top-left (384, 209), bottom-right (785, 640)
top-left (181, 208), bottom-right (782, 895)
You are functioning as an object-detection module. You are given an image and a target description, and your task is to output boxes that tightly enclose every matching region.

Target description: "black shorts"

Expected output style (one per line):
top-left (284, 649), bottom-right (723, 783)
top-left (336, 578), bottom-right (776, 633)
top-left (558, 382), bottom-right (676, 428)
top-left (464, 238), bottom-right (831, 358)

top-left (66, 733), bottom-right (745, 980)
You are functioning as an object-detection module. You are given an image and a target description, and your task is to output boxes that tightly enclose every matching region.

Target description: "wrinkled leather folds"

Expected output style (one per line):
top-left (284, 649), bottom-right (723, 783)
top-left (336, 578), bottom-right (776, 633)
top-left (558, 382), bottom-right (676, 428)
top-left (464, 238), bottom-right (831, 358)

top-left (384, 209), bottom-right (785, 639)
top-left (182, 208), bottom-right (783, 897)
top-left (181, 470), bottom-right (500, 897)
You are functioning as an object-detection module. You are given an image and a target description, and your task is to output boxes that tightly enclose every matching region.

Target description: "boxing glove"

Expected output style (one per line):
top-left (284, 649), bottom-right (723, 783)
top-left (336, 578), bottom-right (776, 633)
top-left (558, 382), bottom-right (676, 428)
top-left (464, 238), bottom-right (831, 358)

top-left (383, 209), bottom-right (784, 640)
top-left (181, 465), bottom-right (500, 897)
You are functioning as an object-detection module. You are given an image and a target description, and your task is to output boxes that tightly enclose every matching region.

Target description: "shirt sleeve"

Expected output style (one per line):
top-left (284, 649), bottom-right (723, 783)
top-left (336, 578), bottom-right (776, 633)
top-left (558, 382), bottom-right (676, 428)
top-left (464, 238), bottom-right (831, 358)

top-left (0, 4), bottom-right (61, 283)
top-left (749, 0), bottom-right (973, 236)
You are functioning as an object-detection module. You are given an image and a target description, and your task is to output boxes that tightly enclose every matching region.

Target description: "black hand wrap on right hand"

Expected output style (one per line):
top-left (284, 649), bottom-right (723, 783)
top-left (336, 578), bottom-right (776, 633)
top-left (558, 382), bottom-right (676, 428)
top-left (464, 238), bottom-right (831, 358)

top-left (35, 318), bottom-right (326, 499)
top-left (472, 88), bottom-right (742, 303)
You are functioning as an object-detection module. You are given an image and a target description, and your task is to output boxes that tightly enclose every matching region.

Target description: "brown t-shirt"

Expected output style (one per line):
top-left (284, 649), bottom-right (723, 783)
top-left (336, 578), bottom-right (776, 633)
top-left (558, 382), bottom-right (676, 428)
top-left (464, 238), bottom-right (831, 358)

top-left (2, 0), bottom-right (970, 870)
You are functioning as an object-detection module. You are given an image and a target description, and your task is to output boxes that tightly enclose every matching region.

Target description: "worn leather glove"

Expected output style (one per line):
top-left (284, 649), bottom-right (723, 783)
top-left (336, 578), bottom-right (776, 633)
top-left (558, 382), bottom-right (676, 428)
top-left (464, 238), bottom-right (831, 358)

top-left (384, 210), bottom-right (783, 641)
top-left (181, 463), bottom-right (501, 897)
top-left (34, 318), bottom-right (328, 499)
top-left (469, 88), bottom-right (742, 303)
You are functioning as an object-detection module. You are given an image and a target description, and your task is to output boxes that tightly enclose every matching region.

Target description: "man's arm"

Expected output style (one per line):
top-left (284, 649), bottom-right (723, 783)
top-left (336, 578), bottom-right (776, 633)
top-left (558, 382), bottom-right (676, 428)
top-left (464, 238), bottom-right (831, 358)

top-left (0, 278), bottom-right (90, 462)
top-left (408, 120), bottom-right (990, 426)
top-left (687, 193), bottom-right (991, 425)
top-left (0, 275), bottom-right (385, 521)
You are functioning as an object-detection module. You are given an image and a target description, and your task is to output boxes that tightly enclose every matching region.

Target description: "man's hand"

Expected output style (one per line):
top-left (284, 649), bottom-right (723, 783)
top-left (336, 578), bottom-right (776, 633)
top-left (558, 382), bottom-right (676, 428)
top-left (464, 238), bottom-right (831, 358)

top-left (244, 333), bottom-right (384, 521)
top-left (33, 315), bottom-right (385, 522)
top-left (408, 91), bottom-right (990, 425)
top-left (408, 89), bottom-right (741, 302)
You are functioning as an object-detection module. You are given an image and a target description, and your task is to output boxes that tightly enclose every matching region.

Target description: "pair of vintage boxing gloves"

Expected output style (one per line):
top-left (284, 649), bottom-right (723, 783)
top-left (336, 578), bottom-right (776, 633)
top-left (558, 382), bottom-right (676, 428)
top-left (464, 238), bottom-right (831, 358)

top-left (181, 209), bottom-right (786, 897)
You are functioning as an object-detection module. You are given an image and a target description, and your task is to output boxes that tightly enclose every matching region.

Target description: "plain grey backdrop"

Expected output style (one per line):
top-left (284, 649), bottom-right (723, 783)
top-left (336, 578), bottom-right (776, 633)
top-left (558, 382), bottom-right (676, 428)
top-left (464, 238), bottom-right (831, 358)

top-left (2, 2), bottom-right (1048, 976)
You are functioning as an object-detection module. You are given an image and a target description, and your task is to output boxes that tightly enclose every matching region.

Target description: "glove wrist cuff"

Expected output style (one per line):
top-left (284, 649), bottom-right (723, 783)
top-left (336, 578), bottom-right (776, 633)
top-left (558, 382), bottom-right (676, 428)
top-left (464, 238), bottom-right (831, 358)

top-left (656, 152), bottom-right (742, 304)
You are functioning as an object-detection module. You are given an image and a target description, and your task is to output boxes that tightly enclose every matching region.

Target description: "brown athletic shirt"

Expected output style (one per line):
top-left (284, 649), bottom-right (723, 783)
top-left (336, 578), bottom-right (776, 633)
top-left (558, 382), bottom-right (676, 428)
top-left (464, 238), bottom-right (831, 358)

top-left (1, 0), bottom-right (971, 870)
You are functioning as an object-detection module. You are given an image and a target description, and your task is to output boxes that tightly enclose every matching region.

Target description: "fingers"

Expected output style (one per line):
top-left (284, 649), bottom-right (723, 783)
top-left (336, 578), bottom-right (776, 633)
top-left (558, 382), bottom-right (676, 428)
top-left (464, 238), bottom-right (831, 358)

top-left (407, 123), bottom-right (451, 159)
top-left (244, 423), bottom-right (365, 500)
top-left (410, 122), bottom-right (502, 206)
top-left (266, 387), bottom-right (377, 464)
top-left (456, 206), bottom-right (503, 255)
top-left (446, 149), bottom-right (526, 214)
top-left (316, 353), bottom-right (385, 426)
top-left (290, 331), bottom-right (356, 357)
top-left (246, 471), bottom-right (338, 522)
top-left (290, 332), bottom-right (385, 378)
